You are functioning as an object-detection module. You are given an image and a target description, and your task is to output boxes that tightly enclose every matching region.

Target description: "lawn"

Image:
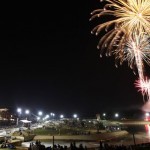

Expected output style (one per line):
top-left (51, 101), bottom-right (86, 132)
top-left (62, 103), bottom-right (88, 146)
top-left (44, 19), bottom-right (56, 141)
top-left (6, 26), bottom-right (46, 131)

top-left (33, 127), bottom-right (88, 135)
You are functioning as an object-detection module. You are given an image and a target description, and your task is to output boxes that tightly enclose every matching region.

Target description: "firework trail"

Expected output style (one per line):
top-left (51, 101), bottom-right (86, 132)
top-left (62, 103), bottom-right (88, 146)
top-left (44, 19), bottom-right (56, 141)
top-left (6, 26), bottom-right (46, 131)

top-left (124, 33), bottom-right (150, 78)
top-left (126, 33), bottom-right (150, 102)
top-left (126, 33), bottom-right (150, 103)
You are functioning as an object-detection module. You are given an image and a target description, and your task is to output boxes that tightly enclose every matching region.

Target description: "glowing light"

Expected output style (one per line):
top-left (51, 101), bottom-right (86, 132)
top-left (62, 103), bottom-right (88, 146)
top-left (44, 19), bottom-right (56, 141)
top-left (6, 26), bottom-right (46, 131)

top-left (73, 114), bottom-right (77, 118)
top-left (38, 111), bottom-right (43, 116)
top-left (25, 110), bottom-right (30, 114)
top-left (50, 113), bottom-right (55, 117)
top-left (115, 113), bottom-right (119, 118)
top-left (145, 112), bottom-right (150, 117)
top-left (60, 115), bottom-right (64, 119)
top-left (103, 113), bottom-right (106, 117)
top-left (17, 108), bottom-right (22, 114)
top-left (37, 117), bottom-right (40, 120)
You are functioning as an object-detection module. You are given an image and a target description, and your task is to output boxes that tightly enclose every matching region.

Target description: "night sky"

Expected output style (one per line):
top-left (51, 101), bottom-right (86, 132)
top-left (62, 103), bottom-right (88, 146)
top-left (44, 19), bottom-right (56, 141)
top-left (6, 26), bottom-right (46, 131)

top-left (0, 1), bottom-right (146, 117)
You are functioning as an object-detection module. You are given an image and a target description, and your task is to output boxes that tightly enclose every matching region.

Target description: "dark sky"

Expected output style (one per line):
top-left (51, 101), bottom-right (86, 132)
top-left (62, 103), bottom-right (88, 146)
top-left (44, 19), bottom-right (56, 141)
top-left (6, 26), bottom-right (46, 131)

top-left (0, 1), bottom-right (146, 117)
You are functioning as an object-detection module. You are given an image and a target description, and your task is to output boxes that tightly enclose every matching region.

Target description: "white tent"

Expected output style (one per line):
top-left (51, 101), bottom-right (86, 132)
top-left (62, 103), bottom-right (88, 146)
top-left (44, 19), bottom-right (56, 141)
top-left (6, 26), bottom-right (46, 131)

top-left (19, 120), bottom-right (32, 123)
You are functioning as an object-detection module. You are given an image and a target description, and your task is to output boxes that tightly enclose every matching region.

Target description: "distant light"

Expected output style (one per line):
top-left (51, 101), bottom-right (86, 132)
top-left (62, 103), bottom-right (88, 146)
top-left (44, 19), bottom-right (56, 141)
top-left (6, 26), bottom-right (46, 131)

top-left (45, 115), bottom-right (49, 119)
top-left (115, 113), bottom-right (119, 118)
top-left (103, 113), bottom-right (106, 117)
top-left (60, 115), bottom-right (64, 119)
top-left (73, 114), bottom-right (77, 118)
top-left (25, 110), bottom-right (30, 114)
top-left (17, 108), bottom-right (22, 114)
top-left (38, 111), bottom-right (43, 116)
top-left (50, 113), bottom-right (55, 117)
top-left (37, 117), bottom-right (40, 120)
top-left (145, 112), bottom-right (150, 117)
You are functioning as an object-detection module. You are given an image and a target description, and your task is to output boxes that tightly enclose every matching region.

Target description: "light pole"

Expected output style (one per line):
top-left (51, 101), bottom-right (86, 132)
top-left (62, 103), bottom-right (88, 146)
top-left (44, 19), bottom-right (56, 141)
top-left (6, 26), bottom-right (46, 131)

top-left (25, 109), bottom-right (30, 120)
top-left (17, 108), bottom-right (22, 126)
top-left (103, 113), bottom-right (106, 119)
top-left (17, 108), bottom-right (22, 116)
top-left (38, 111), bottom-right (43, 123)
top-left (50, 113), bottom-right (55, 119)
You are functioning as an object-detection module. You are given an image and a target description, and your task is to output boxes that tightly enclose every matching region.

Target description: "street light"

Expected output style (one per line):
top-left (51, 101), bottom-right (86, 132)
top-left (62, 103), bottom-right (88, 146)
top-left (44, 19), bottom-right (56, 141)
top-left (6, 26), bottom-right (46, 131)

top-left (60, 114), bottom-right (64, 119)
top-left (25, 109), bottom-right (30, 120)
top-left (73, 114), bottom-right (77, 118)
top-left (17, 108), bottom-right (22, 115)
top-left (50, 113), bottom-right (55, 117)
top-left (50, 113), bottom-right (55, 118)
top-left (25, 110), bottom-right (30, 115)
top-left (16, 108), bottom-right (22, 126)
top-left (115, 113), bottom-right (119, 118)
top-left (103, 113), bottom-right (106, 117)
top-left (38, 111), bottom-right (43, 116)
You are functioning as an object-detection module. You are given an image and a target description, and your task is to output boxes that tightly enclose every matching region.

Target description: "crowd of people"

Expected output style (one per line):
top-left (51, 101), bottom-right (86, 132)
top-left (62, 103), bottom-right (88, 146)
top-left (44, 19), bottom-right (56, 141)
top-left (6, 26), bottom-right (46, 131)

top-left (98, 141), bottom-right (150, 150)
top-left (28, 141), bottom-right (88, 150)
top-left (27, 140), bottom-right (150, 150)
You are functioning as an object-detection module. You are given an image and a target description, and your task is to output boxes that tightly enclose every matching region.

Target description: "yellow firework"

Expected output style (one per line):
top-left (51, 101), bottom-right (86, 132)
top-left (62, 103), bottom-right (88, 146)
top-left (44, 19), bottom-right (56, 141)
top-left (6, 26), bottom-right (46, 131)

top-left (90, 0), bottom-right (150, 58)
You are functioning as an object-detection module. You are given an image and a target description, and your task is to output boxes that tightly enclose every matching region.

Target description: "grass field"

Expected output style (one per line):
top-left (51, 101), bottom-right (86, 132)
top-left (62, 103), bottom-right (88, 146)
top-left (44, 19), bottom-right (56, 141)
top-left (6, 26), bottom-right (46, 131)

top-left (33, 127), bottom-right (89, 135)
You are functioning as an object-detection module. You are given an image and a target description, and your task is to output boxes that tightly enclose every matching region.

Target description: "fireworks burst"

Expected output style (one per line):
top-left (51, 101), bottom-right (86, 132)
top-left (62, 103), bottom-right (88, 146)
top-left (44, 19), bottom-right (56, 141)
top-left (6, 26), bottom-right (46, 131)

top-left (90, 0), bottom-right (150, 104)
top-left (115, 33), bottom-right (150, 78)
top-left (90, 0), bottom-right (150, 59)
top-left (135, 78), bottom-right (150, 101)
